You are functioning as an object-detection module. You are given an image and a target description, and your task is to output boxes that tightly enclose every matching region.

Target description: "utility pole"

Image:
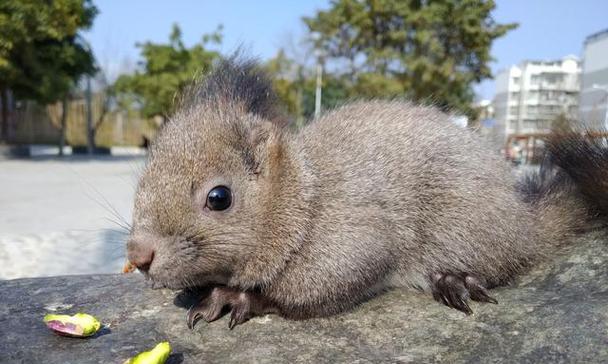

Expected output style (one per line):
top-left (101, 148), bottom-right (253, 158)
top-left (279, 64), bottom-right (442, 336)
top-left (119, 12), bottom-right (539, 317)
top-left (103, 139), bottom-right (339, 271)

top-left (85, 75), bottom-right (94, 154)
top-left (314, 58), bottom-right (323, 119)
top-left (311, 32), bottom-right (324, 119)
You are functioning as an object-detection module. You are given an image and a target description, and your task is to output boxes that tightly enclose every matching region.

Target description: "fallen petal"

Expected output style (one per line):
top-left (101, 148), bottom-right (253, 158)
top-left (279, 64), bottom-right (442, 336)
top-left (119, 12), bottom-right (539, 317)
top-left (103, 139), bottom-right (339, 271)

top-left (124, 342), bottom-right (172, 364)
top-left (43, 313), bottom-right (101, 337)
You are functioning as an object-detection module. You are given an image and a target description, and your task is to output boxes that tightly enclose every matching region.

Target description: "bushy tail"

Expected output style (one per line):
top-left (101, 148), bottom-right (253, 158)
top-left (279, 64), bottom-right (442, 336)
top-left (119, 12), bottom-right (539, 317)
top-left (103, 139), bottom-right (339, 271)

top-left (518, 131), bottom-right (608, 236)
top-left (544, 131), bottom-right (608, 217)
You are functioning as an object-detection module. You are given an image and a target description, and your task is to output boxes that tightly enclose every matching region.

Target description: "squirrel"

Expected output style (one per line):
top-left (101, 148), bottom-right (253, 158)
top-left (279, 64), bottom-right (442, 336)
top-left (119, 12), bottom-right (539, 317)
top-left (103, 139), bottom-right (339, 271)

top-left (126, 56), bottom-right (608, 329)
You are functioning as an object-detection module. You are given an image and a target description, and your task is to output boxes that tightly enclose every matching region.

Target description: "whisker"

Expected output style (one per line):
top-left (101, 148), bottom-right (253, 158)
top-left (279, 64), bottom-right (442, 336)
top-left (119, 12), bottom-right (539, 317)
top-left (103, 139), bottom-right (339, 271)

top-left (103, 217), bottom-right (131, 233)
top-left (71, 171), bottom-right (132, 231)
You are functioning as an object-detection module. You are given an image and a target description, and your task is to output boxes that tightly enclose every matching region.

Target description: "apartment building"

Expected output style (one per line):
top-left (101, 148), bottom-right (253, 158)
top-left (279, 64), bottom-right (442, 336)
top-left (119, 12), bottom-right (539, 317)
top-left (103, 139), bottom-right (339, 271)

top-left (493, 56), bottom-right (581, 138)
top-left (579, 29), bottom-right (608, 130)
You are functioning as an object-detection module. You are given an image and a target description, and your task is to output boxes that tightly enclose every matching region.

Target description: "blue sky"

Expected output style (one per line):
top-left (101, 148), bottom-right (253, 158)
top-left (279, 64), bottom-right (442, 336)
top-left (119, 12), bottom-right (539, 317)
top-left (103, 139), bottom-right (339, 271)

top-left (84, 0), bottom-right (608, 100)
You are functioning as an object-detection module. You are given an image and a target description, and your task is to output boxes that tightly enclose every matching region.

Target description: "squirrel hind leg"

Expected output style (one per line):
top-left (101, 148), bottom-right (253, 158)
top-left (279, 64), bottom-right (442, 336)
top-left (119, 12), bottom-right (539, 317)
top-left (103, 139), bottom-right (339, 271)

top-left (430, 273), bottom-right (498, 315)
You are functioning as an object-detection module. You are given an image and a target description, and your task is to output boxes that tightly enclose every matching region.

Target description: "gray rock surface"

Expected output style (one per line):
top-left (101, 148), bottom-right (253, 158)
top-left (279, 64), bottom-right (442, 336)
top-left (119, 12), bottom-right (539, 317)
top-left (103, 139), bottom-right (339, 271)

top-left (1, 232), bottom-right (607, 363)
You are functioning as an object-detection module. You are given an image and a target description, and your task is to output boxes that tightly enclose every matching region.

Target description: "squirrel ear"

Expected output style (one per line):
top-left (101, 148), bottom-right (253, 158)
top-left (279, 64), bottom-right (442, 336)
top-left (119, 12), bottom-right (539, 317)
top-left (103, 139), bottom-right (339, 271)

top-left (246, 120), bottom-right (283, 176)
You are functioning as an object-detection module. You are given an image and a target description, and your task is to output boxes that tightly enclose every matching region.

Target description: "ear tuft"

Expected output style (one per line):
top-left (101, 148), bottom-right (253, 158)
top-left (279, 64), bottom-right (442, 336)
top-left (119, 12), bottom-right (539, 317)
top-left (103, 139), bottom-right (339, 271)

top-left (183, 53), bottom-right (287, 127)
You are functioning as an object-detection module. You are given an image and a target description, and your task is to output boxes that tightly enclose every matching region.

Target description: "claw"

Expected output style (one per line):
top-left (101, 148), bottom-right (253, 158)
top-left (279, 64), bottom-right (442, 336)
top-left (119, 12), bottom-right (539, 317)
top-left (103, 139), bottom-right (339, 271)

top-left (186, 305), bottom-right (202, 330)
top-left (183, 287), bottom-right (277, 330)
top-left (431, 273), bottom-right (497, 314)
top-left (465, 275), bottom-right (498, 304)
top-left (228, 315), bottom-right (237, 330)
top-left (228, 303), bottom-right (251, 330)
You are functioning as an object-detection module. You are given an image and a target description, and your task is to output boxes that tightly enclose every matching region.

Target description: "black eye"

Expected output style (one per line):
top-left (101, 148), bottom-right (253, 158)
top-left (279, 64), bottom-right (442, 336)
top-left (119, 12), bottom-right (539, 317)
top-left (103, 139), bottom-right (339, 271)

top-left (206, 186), bottom-right (232, 211)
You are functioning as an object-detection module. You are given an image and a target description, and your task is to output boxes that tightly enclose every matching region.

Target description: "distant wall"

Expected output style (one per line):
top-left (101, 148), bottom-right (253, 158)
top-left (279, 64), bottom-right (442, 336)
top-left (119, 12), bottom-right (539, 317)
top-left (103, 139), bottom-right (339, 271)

top-left (6, 95), bottom-right (157, 147)
top-left (10, 102), bottom-right (61, 144)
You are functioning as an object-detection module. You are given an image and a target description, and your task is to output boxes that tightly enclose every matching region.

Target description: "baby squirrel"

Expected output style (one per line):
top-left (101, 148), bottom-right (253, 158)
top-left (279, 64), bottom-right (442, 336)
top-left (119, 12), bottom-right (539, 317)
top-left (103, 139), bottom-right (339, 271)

top-left (127, 57), bottom-right (608, 329)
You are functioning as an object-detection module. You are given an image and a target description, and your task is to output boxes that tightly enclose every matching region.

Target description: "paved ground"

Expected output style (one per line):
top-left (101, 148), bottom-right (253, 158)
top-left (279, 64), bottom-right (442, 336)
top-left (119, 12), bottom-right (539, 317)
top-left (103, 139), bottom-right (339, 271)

top-left (0, 155), bottom-right (145, 279)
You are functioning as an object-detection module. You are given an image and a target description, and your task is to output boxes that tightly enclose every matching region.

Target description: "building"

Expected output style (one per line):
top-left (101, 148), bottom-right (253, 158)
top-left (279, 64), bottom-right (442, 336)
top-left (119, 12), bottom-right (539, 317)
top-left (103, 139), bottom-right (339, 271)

top-left (579, 29), bottom-right (608, 130)
top-left (473, 99), bottom-right (504, 150)
top-left (476, 99), bottom-right (495, 121)
top-left (493, 56), bottom-right (581, 138)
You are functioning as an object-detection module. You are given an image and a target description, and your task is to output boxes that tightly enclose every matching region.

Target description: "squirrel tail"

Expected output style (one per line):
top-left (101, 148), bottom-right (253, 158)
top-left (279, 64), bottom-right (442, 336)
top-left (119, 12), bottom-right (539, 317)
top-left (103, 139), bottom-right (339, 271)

top-left (544, 131), bottom-right (608, 217)
top-left (517, 130), bottom-right (608, 242)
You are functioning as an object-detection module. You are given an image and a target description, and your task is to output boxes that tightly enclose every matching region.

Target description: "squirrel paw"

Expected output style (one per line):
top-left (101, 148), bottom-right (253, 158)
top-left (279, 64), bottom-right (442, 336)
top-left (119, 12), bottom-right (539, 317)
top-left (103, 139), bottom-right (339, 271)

top-left (430, 273), bottom-right (498, 314)
top-left (186, 287), bottom-right (276, 330)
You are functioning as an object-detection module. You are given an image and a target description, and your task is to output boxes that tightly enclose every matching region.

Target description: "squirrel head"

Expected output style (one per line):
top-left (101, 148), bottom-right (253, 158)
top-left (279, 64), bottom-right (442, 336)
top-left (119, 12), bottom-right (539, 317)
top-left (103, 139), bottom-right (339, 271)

top-left (127, 57), bottom-right (291, 289)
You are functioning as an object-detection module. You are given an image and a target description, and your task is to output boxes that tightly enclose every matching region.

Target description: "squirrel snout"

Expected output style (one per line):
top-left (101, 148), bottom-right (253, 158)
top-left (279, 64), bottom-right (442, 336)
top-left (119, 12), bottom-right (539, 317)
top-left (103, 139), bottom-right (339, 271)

top-left (127, 239), bottom-right (155, 272)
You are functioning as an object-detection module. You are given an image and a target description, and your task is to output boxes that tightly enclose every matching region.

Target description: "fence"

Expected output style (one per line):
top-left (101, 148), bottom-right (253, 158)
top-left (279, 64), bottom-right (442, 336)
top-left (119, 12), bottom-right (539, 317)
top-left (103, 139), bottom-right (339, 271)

top-left (6, 93), bottom-right (156, 147)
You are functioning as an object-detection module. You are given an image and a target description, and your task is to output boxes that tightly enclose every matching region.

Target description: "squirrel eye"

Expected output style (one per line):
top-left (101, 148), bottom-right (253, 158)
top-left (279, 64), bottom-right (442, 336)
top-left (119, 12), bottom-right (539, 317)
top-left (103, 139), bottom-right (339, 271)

top-left (206, 186), bottom-right (232, 211)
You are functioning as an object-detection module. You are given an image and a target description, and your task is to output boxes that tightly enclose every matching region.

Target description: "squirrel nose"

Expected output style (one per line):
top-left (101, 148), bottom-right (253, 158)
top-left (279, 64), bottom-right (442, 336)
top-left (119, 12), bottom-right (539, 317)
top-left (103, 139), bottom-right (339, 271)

top-left (127, 240), bottom-right (155, 272)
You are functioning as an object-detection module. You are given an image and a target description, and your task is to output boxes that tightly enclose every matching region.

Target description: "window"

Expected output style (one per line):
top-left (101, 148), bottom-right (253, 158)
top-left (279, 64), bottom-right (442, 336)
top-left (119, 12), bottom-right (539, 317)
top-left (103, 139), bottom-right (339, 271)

top-left (541, 91), bottom-right (557, 100)
top-left (539, 120), bottom-right (552, 130)
top-left (530, 75), bottom-right (540, 85)
top-left (523, 119), bottom-right (537, 129)
top-left (543, 73), bottom-right (563, 85)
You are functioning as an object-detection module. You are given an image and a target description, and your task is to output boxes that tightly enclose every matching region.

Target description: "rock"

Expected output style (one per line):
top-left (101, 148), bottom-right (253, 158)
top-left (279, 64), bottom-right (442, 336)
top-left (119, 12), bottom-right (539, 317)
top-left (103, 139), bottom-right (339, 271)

top-left (1, 232), bottom-right (607, 363)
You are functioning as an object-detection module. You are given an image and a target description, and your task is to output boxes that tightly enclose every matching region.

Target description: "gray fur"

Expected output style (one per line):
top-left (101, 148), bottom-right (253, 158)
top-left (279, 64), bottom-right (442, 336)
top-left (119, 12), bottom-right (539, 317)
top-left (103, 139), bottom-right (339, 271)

top-left (128, 58), bottom-right (606, 319)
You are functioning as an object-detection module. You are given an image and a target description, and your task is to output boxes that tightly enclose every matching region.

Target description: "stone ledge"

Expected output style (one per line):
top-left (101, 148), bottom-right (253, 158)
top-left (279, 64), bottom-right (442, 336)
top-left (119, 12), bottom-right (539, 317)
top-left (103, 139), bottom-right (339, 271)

top-left (1, 233), bottom-right (607, 363)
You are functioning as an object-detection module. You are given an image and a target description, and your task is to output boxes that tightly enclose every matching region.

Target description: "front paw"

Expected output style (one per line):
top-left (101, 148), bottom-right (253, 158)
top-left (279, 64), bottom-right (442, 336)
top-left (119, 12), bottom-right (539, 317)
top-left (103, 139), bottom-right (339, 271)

top-left (186, 287), bottom-right (276, 329)
top-left (430, 273), bottom-right (497, 314)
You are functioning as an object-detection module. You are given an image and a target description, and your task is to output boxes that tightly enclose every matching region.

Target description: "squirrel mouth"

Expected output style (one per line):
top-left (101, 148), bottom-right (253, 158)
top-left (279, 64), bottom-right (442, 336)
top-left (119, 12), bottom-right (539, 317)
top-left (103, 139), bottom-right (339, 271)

top-left (144, 275), bottom-right (183, 290)
top-left (134, 266), bottom-right (231, 291)
top-left (144, 273), bottom-right (208, 291)
top-left (131, 269), bottom-right (169, 290)
top-left (150, 281), bottom-right (171, 290)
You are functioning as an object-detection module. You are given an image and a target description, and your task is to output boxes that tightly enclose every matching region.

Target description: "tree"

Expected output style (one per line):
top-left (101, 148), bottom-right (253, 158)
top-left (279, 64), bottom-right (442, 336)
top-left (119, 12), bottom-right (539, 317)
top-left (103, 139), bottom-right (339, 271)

top-left (265, 49), bottom-right (302, 120)
top-left (83, 67), bottom-right (114, 153)
top-left (0, 0), bottom-right (97, 146)
top-left (113, 24), bottom-right (222, 124)
top-left (266, 49), bottom-right (351, 126)
top-left (303, 0), bottom-right (517, 118)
